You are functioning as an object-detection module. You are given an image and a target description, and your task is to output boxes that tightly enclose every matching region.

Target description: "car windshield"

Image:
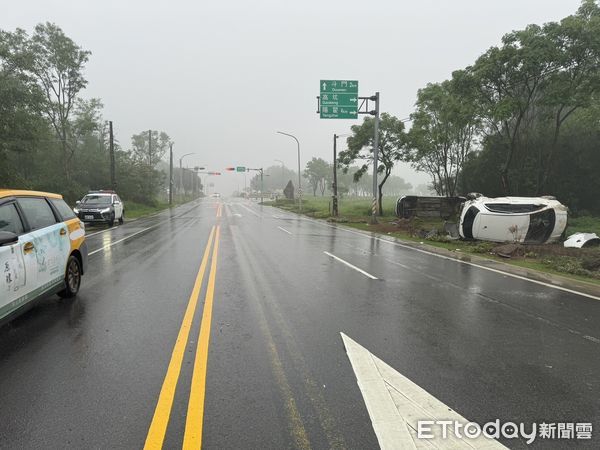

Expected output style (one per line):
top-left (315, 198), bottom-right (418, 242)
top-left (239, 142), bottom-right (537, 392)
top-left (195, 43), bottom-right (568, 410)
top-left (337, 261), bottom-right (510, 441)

top-left (82, 195), bottom-right (111, 204)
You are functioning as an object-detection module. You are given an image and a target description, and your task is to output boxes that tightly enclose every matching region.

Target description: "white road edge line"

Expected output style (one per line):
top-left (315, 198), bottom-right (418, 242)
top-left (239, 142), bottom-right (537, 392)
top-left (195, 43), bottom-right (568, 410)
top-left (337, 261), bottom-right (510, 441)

top-left (277, 226), bottom-right (292, 235)
top-left (88, 225), bottom-right (157, 255)
top-left (277, 210), bottom-right (600, 302)
top-left (323, 251), bottom-right (378, 280)
top-left (341, 333), bottom-right (507, 450)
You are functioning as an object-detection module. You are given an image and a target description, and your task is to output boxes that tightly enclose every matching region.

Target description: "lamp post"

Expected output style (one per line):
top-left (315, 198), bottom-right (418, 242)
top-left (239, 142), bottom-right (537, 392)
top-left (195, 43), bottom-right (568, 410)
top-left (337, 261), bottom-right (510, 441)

top-left (179, 153), bottom-right (195, 199)
top-left (276, 131), bottom-right (302, 212)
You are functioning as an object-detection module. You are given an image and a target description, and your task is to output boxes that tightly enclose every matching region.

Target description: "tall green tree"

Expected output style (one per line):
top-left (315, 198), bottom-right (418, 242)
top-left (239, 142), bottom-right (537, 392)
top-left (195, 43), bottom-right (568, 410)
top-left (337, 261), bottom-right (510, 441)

top-left (338, 113), bottom-right (408, 214)
top-left (130, 130), bottom-right (171, 168)
top-left (408, 71), bottom-right (480, 196)
top-left (0, 23), bottom-right (91, 182)
top-left (304, 157), bottom-right (331, 196)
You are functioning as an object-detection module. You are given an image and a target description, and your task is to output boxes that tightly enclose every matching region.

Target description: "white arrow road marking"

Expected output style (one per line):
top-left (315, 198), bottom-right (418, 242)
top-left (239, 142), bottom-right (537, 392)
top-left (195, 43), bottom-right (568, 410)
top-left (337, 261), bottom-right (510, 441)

top-left (277, 226), bottom-right (292, 235)
top-left (341, 333), bottom-right (507, 449)
top-left (323, 252), bottom-right (378, 280)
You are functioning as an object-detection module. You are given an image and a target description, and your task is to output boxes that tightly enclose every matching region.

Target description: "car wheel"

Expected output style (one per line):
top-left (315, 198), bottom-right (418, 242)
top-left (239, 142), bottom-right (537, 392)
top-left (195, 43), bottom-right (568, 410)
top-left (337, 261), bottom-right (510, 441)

top-left (118, 211), bottom-right (124, 225)
top-left (108, 213), bottom-right (115, 227)
top-left (58, 255), bottom-right (82, 298)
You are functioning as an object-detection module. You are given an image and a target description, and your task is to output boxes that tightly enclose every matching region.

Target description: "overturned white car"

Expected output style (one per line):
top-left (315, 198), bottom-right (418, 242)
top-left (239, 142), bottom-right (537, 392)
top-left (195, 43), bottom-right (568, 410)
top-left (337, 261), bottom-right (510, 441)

top-left (458, 194), bottom-right (568, 244)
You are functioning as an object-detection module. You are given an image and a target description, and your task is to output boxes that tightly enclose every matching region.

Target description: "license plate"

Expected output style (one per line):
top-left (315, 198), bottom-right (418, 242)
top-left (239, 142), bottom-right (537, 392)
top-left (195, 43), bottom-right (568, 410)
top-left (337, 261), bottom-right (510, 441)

top-left (84, 215), bottom-right (94, 220)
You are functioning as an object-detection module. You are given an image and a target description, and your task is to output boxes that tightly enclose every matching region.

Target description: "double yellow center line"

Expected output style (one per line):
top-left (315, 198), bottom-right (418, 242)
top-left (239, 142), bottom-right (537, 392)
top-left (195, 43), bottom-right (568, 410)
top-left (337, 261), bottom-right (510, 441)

top-left (144, 225), bottom-right (221, 450)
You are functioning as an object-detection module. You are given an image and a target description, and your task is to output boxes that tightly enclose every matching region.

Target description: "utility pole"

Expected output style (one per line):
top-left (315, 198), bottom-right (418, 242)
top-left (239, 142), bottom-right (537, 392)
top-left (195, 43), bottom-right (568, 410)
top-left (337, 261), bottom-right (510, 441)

top-left (148, 130), bottom-right (152, 167)
top-left (332, 134), bottom-right (339, 216)
top-left (370, 92), bottom-right (380, 224)
top-left (169, 143), bottom-right (173, 205)
top-left (260, 168), bottom-right (264, 204)
top-left (109, 121), bottom-right (116, 191)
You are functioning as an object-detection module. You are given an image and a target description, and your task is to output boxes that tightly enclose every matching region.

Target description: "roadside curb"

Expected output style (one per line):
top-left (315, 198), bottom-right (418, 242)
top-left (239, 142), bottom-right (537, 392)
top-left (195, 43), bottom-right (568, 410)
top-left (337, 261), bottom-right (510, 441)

top-left (270, 205), bottom-right (600, 299)
top-left (347, 226), bottom-right (600, 299)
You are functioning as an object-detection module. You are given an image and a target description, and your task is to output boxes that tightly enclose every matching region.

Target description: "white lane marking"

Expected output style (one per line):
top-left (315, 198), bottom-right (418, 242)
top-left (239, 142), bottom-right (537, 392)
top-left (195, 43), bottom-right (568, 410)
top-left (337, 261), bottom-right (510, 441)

top-left (84, 201), bottom-right (202, 237)
top-left (86, 227), bottom-right (115, 237)
top-left (341, 333), bottom-right (507, 450)
top-left (233, 213), bottom-right (242, 217)
top-left (277, 226), bottom-right (292, 235)
top-left (323, 251), bottom-right (378, 280)
top-left (237, 203), bottom-right (261, 217)
top-left (272, 210), bottom-right (600, 302)
top-left (89, 225), bottom-right (157, 255)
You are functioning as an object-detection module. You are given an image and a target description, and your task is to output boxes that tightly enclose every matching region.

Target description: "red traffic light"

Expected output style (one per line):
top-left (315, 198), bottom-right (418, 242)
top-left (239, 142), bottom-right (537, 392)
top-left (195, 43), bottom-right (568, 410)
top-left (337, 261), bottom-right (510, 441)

top-left (225, 167), bottom-right (235, 171)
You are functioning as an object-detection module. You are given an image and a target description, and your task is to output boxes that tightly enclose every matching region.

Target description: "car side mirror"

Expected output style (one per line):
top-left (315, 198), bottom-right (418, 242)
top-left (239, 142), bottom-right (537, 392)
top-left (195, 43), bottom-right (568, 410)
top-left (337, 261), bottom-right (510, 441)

top-left (0, 231), bottom-right (19, 247)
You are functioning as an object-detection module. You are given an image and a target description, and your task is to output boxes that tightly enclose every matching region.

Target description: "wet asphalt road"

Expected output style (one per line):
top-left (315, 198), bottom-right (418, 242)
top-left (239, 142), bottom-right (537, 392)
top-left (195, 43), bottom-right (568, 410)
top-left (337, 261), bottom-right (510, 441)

top-left (0, 198), bottom-right (599, 449)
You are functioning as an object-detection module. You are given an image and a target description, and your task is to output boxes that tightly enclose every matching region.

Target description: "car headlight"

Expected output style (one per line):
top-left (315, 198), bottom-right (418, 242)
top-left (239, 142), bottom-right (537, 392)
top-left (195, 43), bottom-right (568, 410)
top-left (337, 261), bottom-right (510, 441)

top-left (73, 208), bottom-right (79, 214)
top-left (100, 207), bottom-right (111, 214)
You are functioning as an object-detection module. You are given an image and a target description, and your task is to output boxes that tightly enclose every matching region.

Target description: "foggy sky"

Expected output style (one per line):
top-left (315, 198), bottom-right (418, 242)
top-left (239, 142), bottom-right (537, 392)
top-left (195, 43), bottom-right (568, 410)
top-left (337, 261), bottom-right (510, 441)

top-left (3, 0), bottom-right (582, 195)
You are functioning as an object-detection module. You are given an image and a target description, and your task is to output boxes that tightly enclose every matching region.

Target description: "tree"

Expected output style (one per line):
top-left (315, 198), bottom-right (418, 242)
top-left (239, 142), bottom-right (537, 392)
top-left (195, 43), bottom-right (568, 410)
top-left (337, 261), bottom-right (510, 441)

top-left (0, 68), bottom-right (47, 185)
top-left (130, 130), bottom-right (171, 167)
top-left (338, 113), bottom-right (408, 214)
top-left (534, 1), bottom-right (600, 192)
top-left (470, 23), bottom-right (557, 194)
top-left (0, 23), bottom-right (91, 182)
top-left (304, 157), bottom-right (331, 196)
top-left (408, 71), bottom-right (480, 196)
top-left (129, 130), bottom-right (171, 202)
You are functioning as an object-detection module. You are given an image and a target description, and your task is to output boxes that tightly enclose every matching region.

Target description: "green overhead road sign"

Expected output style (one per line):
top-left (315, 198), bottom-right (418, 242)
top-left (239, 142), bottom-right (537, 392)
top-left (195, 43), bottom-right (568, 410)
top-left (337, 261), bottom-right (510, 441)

top-left (320, 80), bottom-right (358, 119)
top-left (236, 166), bottom-right (246, 172)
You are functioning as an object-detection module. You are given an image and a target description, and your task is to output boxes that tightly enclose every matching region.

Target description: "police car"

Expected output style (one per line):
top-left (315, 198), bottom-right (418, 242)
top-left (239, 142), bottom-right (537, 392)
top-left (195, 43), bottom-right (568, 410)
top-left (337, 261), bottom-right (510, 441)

top-left (74, 190), bottom-right (124, 227)
top-left (0, 190), bottom-right (88, 325)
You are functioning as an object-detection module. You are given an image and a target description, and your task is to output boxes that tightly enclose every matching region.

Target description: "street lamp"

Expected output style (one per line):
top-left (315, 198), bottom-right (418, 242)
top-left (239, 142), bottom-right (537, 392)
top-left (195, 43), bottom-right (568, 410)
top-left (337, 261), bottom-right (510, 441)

top-left (276, 131), bottom-right (302, 212)
top-left (179, 152), bottom-right (195, 198)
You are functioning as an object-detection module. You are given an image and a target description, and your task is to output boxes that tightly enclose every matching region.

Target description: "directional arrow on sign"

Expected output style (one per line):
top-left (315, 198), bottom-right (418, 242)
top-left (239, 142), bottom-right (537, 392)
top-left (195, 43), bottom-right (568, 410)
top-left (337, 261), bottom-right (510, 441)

top-left (341, 333), bottom-right (507, 450)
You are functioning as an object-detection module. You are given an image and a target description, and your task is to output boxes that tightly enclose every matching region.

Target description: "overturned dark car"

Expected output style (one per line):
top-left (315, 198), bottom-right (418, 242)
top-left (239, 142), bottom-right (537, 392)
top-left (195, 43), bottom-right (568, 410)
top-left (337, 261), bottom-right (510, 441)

top-left (395, 195), bottom-right (465, 220)
top-left (458, 194), bottom-right (568, 244)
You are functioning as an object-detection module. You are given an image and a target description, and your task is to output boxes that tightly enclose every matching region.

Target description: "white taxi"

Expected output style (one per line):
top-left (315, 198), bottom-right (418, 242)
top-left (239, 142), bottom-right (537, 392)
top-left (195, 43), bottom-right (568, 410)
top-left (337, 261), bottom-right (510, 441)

top-left (0, 190), bottom-right (88, 325)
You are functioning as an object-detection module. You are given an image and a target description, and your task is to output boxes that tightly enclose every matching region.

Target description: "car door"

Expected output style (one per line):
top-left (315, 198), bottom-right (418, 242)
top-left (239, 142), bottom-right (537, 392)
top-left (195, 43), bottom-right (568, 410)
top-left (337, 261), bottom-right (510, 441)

top-left (113, 195), bottom-right (123, 219)
top-left (0, 202), bottom-right (28, 320)
top-left (16, 197), bottom-right (69, 292)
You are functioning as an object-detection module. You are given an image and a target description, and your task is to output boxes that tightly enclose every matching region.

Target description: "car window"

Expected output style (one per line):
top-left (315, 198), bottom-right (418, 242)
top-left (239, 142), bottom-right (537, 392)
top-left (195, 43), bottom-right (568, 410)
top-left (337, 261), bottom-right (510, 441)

top-left (82, 195), bottom-right (111, 204)
top-left (17, 197), bottom-right (58, 231)
top-left (0, 203), bottom-right (25, 235)
top-left (484, 203), bottom-right (545, 214)
top-left (50, 198), bottom-right (76, 220)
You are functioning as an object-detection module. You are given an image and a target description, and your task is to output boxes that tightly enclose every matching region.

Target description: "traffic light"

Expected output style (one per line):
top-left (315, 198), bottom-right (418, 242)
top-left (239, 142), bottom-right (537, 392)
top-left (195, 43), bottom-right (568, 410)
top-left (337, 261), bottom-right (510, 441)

top-left (225, 167), bottom-right (235, 171)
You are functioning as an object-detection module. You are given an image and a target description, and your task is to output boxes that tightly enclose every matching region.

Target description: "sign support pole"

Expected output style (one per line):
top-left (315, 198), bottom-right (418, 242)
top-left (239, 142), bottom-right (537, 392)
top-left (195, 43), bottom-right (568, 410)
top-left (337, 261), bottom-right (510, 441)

top-left (332, 134), bottom-right (339, 217)
top-left (370, 92), bottom-right (380, 224)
